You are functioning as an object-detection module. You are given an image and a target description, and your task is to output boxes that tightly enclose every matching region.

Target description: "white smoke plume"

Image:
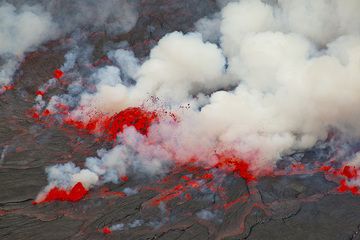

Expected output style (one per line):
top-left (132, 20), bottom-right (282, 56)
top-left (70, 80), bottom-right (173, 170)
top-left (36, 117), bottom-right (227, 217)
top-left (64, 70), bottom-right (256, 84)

top-left (38, 0), bottom-right (360, 197)
top-left (0, 0), bottom-right (139, 88)
top-left (0, 2), bottom-right (57, 86)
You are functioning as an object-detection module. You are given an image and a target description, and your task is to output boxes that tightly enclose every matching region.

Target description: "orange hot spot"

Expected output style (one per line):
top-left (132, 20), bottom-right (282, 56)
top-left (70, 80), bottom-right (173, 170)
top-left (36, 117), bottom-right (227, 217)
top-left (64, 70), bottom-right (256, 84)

top-left (291, 163), bottom-right (305, 171)
top-left (185, 193), bottom-right (192, 201)
top-left (36, 90), bottom-right (45, 96)
top-left (32, 111), bottom-right (40, 119)
top-left (53, 69), bottom-right (64, 79)
top-left (102, 107), bottom-right (158, 139)
top-left (120, 176), bottom-right (129, 182)
top-left (341, 166), bottom-right (358, 179)
top-left (42, 109), bottom-right (51, 117)
top-left (320, 166), bottom-right (332, 172)
top-left (35, 182), bottom-right (88, 204)
top-left (200, 173), bottom-right (214, 180)
top-left (337, 180), bottom-right (359, 195)
top-left (102, 227), bottom-right (112, 235)
top-left (215, 155), bottom-right (256, 182)
top-left (181, 175), bottom-right (191, 181)
top-left (2, 85), bottom-right (14, 91)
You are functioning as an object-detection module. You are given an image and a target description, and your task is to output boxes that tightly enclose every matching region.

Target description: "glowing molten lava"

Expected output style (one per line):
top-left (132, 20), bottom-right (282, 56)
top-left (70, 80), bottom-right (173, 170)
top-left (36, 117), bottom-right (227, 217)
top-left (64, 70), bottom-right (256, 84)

top-left (33, 182), bottom-right (88, 204)
top-left (53, 69), bottom-right (64, 79)
top-left (64, 107), bottom-right (158, 140)
top-left (102, 227), bottom-right (112, 235)
top-left (215, 155), bottom-right (256, 182)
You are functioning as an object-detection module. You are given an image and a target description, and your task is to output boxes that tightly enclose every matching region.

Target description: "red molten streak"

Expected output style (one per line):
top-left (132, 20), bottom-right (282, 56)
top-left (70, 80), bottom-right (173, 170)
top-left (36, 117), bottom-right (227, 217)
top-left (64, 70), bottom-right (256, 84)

top-left (33, 182), bottom-right (88, 204)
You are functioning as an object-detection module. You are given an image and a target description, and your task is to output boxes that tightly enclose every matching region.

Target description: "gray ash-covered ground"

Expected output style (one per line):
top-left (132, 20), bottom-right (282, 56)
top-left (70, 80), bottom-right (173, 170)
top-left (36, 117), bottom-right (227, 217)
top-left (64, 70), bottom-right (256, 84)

top-left (1, 1), bottom-right (360, 240)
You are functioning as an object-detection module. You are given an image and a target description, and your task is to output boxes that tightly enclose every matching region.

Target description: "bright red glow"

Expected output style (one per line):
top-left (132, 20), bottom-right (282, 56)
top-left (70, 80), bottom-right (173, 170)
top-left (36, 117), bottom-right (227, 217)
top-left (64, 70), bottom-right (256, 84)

top-left (341, 166), bottom-right (358, 179)
top-left (1, 85), bottom-right (14, 91)
top-left (200, 173), bottom-right (214, 180)
top-left (337, 179), bottom-right (359, 195)
top-left (64, 107), bottom-right (158, 140)
top-left (181, 175), bottom-right (191, 181)
top-left (34, 182), bottom-right (88, 204)
top-left (53, 69), bottom-right (64, 79)
top-left (120, 176), bottom-right (129, 182)
top-left (319, 165), bottom-right (332, 172)
top-left (185, 193), bottom-right (192, 201)
top-left (36, 90), bottom-right (45, 96)
top-left (102, 227), bottom-right (112, 235)
top-left (100, 187), bottom-right (127, 198)
top-left (215, 155), bottom-right (256, 182)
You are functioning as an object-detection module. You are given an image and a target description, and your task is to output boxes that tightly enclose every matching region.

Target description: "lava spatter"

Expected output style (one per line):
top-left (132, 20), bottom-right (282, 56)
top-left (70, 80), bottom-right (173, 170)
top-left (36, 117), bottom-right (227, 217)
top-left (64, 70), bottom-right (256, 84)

top-left (102, 227), bottom-right (112, 235)
top-left (53, 69), bottom-right (64, 79)
top-left (64, 107), bottom-right (158, 140)
top-left (33, 182), bottom-right (88, 204)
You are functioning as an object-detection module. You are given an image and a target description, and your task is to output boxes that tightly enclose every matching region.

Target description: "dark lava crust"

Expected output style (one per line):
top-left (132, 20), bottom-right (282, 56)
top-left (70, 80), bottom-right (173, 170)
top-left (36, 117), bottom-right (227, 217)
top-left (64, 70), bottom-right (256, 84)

top-left (1, 1), bottom-right (360, 239)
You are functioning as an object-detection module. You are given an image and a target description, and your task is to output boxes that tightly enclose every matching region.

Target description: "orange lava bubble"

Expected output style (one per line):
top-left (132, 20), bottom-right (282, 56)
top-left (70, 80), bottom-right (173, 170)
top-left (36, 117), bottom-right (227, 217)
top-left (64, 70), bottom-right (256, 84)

top-left (53, 69), bottom-right (64, 79)
top-left (34, 182), bottom-right (88, 204)
top-left (102, 227), bottom-right (112, 235)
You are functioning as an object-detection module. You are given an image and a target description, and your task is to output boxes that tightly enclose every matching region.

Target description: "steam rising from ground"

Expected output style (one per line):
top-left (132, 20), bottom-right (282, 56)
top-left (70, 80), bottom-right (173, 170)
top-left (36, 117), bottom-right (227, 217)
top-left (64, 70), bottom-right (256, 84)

top-left (0, 3), bottom-right (56, 86)
top-left (0, 0), bottom-right (138, 88)
top-left (33, 0), bottom-right (360, 199)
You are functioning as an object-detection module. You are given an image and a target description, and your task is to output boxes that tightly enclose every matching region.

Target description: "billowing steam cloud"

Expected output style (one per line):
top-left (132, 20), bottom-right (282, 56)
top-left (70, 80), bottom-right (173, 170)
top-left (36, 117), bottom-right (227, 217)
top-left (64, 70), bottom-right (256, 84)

top-left (0, 0), bottom-right (138, 88)
top-left (0, 3), bottom-right (57, 86)
top-left (36, 0), bottom-right (360, 201)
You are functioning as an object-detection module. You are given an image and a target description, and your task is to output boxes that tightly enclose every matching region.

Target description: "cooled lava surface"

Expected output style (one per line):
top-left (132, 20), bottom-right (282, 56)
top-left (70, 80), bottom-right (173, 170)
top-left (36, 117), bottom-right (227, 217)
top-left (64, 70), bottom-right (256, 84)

top-left (1, 1), bottom-right (360, 240)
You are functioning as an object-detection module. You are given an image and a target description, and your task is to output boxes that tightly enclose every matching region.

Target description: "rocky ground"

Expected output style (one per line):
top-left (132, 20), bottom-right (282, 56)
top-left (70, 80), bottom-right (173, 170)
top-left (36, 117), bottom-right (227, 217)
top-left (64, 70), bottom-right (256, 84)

top-left (1, 1), bottom-right (360, 239)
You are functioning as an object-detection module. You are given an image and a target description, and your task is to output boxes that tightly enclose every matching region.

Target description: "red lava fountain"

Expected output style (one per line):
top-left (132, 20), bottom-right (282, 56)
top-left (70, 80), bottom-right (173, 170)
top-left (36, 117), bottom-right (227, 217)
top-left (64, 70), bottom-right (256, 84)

top-left (33, 182), bottom-right (88, 204)
top-left (64, 107), bottom-right (158, 140)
